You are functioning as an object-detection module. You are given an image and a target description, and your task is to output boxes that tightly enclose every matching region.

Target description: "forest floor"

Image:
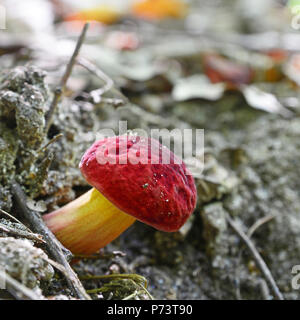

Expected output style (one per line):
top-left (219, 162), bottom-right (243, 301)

top-left (0, 0), bottom-right (300, 300)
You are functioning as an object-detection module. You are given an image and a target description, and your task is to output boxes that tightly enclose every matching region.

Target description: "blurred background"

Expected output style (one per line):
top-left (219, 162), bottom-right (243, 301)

top-left (1, 0), bottom-right (300, 300)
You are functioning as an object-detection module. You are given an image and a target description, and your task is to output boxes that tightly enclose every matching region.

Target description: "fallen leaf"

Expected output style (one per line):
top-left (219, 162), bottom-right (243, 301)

top-left (263, 49), bottom-right (288, 82)
top-left (203, 54), bottom-right (254, 88)
top-left (64, 5), bottom-right (120, 24)
top-left (265, 49), bottom-right (288, 63)
top-left (132, 0), bottom-right (187, 20)
top-left (172, 75), bottom-right (225, 101)
top-left (242, 85), bottom-right (292, 117)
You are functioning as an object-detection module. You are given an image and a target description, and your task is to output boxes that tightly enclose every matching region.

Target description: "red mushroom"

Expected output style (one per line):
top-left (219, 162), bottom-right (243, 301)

top-left (43, 135), bottom-right (197, 254)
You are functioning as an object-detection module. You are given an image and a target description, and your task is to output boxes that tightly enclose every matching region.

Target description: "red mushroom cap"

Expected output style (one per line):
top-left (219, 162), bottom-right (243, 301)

top-left (79, 135), bottom-right (197, 232)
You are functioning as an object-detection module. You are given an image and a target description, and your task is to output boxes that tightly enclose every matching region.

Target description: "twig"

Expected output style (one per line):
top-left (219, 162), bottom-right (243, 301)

top-left (0, 222), bottom-right (45, 244)
top-left (120, 285), bottom-right (154, 300)
top-left (10, 181), bottom-right (90, 300)
top-left (226, 214), bottom-right (284, 300)
top-left (247, 214), bottom-right (275, 239)
top-left (0, 272), bottom-right (42, 300)
top-left (0, 224), bottom-right (9, 233)
top-left (0, 208), bottom-right (45, 243)
top-left (233, 214), bottom-right (275, 300)
top-left (77, 57), bottom-right (128, 104)
top-left (259, 278), bottom-right (271, 300)
top-left (0, 208), bottom-right (29, 227)
top-left (73, 250), bottom-right (126, 261)
top-left (44, 23), bottom-right (89, 133)
top-left (138, 283), bottom-right (154, 300)
top-left (43, 256), bottom-right (70, 277)
top-left (77, 57), bottom-right (114, 103)
top-left (122, 290), bottom-right (140, 300)
top-left (38, 133), bottom-right (64, 154)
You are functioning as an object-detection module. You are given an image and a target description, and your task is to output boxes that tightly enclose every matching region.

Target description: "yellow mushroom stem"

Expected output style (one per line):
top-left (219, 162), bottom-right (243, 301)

top-left (43, 188), bottom-right (136, 254)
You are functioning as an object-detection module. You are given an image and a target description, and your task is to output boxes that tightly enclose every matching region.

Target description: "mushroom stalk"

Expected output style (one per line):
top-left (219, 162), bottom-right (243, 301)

top-left (43, 188), bottom-right (136, 254)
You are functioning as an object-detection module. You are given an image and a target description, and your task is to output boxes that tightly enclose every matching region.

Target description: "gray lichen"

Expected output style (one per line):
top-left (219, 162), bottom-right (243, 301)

top-left (0, 65), bottom-right (48, 150)
top-left (0, 123), bottom-right (18, 184)
top-left (201, 202), bottom-right (228, 262)
top-left (0, 237), bottom-right (54, 290)
top-left (0, 65), bottom-right (51, 209)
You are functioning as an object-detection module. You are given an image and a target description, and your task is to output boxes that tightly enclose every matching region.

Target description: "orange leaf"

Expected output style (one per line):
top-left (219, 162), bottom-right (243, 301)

top-left (263, 49), bottom-right (288, 82)
top-left (64, 5), bottom-right (120, 25)
top-left (265, 49), bottom-right (288, 63)
top-left (132, 0), bottom-right (187, 20)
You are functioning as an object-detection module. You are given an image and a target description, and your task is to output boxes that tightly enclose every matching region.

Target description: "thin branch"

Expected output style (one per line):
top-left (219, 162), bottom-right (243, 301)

top-left (11, 181), bottom-right (90, 300)
top-left (77, 57), bottom-right (128, 104)
top-left (77, 57), bottom-right (114, 103)
top-left (73, 250), bottom-right (126, 261)
top-left (43, 256), bottom-right (70, 277)
top-left (38, 133), bottom-right (64, 154)
top-left (226, 214), bottom-right (284, 301)
top-left (0, 222), bottom-right (46, 244)
top-left (0, 208), bottom-right (30, 228)
top-left (0, 272), bottom-right (42, 300)
top-left (138, 283), bottom-right (154, 300)
top-left (44, 23), bottom-right (89, 133)
top-left (0, 224), bottom-right (9, 232)
top-left (122, 290), bottom-right (140, 300)
top-left (258, 278), bottom-right (271, 300)
top-left (247, 214), bottom-right (275, 239)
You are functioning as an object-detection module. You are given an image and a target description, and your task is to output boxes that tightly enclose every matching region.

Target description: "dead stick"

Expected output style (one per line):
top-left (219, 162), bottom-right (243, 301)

top-left (11, 181), bottom-right (90, 300)
top-left (77, 57), bottom-right (128, 104)
top-left (247, 214), bottom-right (275, 239)
top-left (38, 133), bottom-right (64, 153)
top-left (0, 222), bottom-right (45, 244)
top-left (226, 214), bottom-right (284, 300)
top-left (0, 208), bottom-right (29, 228)
top-left (45, 23), bottom-right (89, 133)
top-left (0, 273), bottom-right (42, 300)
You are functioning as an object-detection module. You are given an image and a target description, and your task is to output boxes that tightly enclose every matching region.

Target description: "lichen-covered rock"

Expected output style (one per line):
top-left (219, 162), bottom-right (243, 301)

top-left (0, 65), bottom-right (48, 150)
top-left (195, 153), bottom-right (239, 206)
top-left (0, 237), bottom-right (54, 290)
top-left (0, 186), bottom-right (12, 211)
top-left (0, 123), bottom-right (18, 184)
top-left (0, 65), bottom-right (48, 95)
top-left (201, 202), bottom-right (228, 264)
top-left (0, 65), bottom-right (52, 206)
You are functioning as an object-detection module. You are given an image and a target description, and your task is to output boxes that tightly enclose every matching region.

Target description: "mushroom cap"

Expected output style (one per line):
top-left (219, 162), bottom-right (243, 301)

top-left (79, 135), bottom-right (197, 232)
